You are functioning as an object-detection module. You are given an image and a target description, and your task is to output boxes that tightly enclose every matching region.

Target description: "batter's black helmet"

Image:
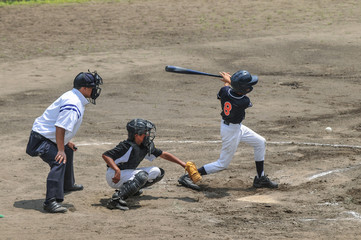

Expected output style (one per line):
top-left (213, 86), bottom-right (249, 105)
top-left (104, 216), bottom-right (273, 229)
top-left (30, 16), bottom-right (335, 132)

top-left (230, 70), bottom-right (258, 94)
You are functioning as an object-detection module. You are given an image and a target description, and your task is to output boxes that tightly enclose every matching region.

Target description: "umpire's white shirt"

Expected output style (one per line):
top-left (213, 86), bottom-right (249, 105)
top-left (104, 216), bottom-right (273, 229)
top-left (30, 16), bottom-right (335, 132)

top-left (32, 88), bottom-right (89, 144)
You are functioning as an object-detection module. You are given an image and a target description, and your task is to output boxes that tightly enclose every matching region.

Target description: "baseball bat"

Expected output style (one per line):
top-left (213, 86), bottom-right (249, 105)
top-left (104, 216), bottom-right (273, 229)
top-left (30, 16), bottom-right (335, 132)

top-left (165, 65), bottom-right (222, 78)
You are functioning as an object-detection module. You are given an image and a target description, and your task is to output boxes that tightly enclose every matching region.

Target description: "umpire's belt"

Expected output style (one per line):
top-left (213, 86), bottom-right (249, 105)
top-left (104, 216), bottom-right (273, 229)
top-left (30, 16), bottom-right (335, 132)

top-left (31, 131), bottom-right (48, 141)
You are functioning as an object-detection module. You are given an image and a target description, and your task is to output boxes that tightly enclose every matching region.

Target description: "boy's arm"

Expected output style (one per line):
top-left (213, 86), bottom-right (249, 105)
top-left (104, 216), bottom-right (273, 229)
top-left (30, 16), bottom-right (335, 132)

top-left (160, 151), bottom-right (186, 168)
top-left (160, 151), bottom-right (202, 183)
top-left (102, 154), bottom-right (121, 183)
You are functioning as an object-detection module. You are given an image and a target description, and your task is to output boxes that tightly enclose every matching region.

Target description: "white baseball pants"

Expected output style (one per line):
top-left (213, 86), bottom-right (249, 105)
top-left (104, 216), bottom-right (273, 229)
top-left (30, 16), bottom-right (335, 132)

top-left (203, 120), bottom-right (266, 174)
top-left (106, 166), bottom-right (161, 189)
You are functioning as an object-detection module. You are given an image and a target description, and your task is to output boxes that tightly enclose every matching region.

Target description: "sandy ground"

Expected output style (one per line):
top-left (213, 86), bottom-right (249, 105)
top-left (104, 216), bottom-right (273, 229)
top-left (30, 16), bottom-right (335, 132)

top-left (1, 0), bottom-right (361, 239)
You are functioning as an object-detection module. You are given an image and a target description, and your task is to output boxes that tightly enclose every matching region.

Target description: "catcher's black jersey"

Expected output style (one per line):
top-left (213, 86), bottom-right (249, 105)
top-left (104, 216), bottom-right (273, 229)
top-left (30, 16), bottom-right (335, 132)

top-left (103, 140), bottom-right (163, 170)
top-left (218, 86), bottom-right (252, 124)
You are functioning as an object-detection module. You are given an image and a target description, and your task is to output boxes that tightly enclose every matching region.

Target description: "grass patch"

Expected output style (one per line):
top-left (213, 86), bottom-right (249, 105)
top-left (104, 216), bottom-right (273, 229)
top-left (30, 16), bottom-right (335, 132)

top-left (0, 0), bottom-right (133, 7)
top-left (0, 0), bottom-right (92, 6)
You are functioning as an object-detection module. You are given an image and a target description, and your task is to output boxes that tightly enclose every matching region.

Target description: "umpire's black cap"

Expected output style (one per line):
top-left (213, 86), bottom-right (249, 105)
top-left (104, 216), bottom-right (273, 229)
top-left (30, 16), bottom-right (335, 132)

top-left (73, 72), bottom-right (97, 88)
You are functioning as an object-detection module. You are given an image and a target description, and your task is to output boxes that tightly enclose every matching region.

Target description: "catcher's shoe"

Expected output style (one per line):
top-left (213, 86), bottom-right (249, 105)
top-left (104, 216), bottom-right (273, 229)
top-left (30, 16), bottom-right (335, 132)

top-left (107, 190), bottom-right (129, 210)
top-left (178, 174), bottom-right (201, 191)
top-left (106, 198), bottom-right (129, 211)
top-left (253, 176), bottom-right (278, 188)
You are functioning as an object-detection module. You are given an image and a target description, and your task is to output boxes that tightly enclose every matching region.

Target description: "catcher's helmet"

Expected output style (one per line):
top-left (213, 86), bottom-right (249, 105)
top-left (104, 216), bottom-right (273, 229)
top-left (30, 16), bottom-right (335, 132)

top-left (126, 118), bottom-right (156, 144)
top-left (73, 70), bottom-right (103, 104)
top-left (230, 70), bottom-right (258, 94)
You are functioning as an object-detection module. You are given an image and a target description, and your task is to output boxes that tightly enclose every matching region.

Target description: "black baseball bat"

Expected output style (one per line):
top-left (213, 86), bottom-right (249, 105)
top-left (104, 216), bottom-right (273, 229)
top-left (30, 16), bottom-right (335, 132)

top-left (165, 65), bottom-right (222, 78)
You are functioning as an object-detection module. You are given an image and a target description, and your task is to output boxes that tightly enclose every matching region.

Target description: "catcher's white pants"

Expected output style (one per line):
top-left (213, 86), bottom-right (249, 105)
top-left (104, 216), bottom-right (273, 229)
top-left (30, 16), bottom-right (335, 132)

top-left (203, 120), bottom-right (266, 174)
top-left (106, 166), bottom-right (161, 189)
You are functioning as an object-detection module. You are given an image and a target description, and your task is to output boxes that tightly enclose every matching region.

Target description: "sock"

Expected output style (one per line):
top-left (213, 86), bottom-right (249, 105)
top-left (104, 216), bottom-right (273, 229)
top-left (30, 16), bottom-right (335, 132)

top-left (255, 161), bottom-right (264, 178)
top-left (198, 166), bottom-right (207, 176)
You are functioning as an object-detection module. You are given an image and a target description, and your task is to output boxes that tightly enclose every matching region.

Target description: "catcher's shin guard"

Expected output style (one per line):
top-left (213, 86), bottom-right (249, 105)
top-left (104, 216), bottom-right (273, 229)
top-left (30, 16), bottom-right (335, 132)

top-left (143, 168), bottom-right (165, 188)
top-left (118, 171), bottom-right (149, 200)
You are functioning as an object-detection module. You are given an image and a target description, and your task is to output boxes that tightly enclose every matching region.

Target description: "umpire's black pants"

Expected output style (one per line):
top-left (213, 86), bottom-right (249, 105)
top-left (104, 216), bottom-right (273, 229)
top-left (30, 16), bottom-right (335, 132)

top-left (26, 131), bottom-right (75, 203)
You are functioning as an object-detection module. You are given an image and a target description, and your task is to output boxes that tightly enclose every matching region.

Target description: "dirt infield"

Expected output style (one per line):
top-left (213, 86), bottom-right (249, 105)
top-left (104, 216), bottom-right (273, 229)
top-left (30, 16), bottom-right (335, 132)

top-left (1, 0), bottom-right (361, 239)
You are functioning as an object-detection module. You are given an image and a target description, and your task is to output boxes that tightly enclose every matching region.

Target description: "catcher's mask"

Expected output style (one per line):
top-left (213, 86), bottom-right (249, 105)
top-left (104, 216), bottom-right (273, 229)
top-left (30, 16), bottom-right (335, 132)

top-left (230, 70), bottom-right (258, 94)
top-left (126, 119), bottom-right (156, 154)
top-left (73, 70), bottom-right (103, 104)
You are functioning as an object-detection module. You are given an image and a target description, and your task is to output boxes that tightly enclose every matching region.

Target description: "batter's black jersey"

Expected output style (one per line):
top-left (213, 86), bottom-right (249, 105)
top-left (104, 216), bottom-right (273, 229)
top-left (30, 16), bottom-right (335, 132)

top-left (218, 86), bottom-right (252, 124)
top-left (103, 140), bottom-right (163, 170)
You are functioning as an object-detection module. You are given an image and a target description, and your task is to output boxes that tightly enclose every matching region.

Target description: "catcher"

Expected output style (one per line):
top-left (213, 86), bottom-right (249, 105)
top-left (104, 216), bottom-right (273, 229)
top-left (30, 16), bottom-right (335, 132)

top-left (102, 118), bottom-right (201, 210)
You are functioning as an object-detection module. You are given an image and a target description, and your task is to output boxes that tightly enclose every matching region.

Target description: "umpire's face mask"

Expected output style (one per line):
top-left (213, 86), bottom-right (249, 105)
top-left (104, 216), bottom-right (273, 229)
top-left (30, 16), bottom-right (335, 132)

top-left (88, 71), bottom-right (103, 105)
top-left (89, 86), bottom-right (102, 104)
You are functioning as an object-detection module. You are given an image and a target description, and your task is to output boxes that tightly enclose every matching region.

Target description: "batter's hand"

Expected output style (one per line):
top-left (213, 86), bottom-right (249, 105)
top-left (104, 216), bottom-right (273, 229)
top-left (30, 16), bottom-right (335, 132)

top-left (219, 72), bottom-right (231, 85)
top-left (55, 151), bottom-right (67, 164)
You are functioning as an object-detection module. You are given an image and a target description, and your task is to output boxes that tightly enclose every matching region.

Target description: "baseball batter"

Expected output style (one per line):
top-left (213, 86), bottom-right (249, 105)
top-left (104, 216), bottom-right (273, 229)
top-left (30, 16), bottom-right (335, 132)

top-left (179, 70), bottom-right (278, 190)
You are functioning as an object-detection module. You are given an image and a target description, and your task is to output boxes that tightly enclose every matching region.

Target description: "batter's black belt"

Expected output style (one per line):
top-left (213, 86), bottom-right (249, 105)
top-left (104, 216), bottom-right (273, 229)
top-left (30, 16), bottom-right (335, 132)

top-left (223, 120), bottom-right (240, 125)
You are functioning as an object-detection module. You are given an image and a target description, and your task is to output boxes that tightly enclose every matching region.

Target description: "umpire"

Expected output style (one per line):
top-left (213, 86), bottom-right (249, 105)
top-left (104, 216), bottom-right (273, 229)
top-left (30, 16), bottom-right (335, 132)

top-left (26, 70), bottom-right (103, 213)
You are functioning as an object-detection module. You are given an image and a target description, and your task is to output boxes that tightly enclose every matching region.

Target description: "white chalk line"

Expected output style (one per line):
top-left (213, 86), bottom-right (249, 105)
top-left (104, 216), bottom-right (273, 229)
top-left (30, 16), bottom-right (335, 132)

top-left (77, 140), bottom-right (361, 149)
top-left (300, 211), bottom-right (361, 222)
top-left (308, 168), bottom-right (346, 180)
top-left (76, 142), bottom-right (114, 146)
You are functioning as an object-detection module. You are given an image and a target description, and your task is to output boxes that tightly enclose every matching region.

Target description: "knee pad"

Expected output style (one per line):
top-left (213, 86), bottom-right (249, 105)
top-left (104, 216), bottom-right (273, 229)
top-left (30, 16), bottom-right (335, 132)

top-left (118, 171), bottom-right (149, 200)
top-left (143, 168), bottom-right (165, 188)
top-left (134, 171), bottom-right (149, 187)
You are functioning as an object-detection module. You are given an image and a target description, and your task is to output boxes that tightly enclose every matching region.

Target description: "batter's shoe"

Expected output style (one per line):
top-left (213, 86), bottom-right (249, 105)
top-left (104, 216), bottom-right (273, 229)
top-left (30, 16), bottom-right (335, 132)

top-left (43, 198), bottom-right (67, 213)
top-left (178, 174), bottom-right (201, 191)
top-left (253, 176), bottom-right (278, 188)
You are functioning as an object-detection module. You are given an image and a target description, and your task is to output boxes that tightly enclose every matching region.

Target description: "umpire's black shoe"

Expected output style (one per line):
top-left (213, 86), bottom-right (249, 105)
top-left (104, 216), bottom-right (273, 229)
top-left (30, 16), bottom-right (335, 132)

top-left (178, 174), bottom-right (201, 191)
top-left (43, 198), bottom-right (67, 213)
top-left (253, 176), bottom-right (278, 188)
top-left (64, 184), bottom-right (84, 193)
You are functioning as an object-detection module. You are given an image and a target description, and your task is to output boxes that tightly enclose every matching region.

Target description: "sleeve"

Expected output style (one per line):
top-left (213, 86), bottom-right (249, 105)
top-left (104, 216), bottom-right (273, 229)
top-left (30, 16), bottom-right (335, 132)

top-left (217, 88), bottom-right (222, 100)
top-left (103, 142), bottom-right (130, 161)
top-left (217, 86), bottom-right (228, 100)
top-left (246, 96), bottom-right (252, 108)
top-left (55, 103), bottom-right (82, 132)
top-left (144, 143), bottom-right (163, 161)
top-left (151, 147), bottom-right (163, 158)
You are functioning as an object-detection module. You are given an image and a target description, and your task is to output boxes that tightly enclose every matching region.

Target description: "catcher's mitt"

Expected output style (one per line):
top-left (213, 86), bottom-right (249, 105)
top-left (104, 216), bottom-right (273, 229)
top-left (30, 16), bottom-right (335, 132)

top-left (185, 161), bottom-right (202, 183)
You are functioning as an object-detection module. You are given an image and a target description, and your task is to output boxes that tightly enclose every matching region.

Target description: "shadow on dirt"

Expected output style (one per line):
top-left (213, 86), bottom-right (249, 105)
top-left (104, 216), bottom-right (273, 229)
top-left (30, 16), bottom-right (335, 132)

top-left (13, 199), bottom-right (73, 213)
